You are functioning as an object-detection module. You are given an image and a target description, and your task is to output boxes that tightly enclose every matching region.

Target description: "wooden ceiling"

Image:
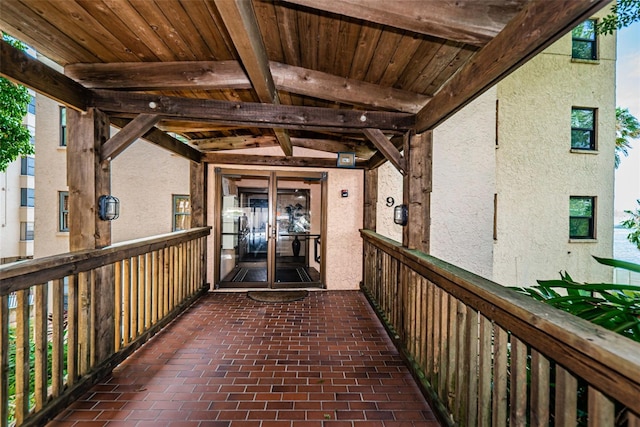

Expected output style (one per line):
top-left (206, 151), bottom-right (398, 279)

top-left (0, 0), bottom-right (608, 169)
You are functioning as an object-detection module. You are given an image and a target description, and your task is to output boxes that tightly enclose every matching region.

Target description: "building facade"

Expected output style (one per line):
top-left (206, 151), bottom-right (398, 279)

top-left (377, 11), bottom-right (616, 287)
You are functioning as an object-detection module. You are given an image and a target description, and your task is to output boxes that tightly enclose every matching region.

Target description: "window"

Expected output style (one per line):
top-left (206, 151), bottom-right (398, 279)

top-left (60, 107), bottom-right (67, 147)
top-left (570, 196), bottom-right (595, 239)
top-left (20, 157), bottom-right (35, 176)
top-left (27, 125), bottom-right (35, 145)
top-left (571, 108), bottom-right (596, 150)
top-left (572, 19), bottom-right (597, 60)
top-left (173, 195), bottom-right (191, 231)
top-left (59, 191), bottom-right (69, 232)
top-left (27, 95), bottom-right (36, 114)
top-left (20, 188), bottom-right (35, 207)
top-left (20, 222), bottom-right (34, 241)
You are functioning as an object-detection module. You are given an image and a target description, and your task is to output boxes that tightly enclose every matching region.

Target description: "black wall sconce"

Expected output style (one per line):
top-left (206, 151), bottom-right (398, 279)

top-left (394, 204), bottom-right (408, 226)
top-left (98, 195), bottom-right (120, 221)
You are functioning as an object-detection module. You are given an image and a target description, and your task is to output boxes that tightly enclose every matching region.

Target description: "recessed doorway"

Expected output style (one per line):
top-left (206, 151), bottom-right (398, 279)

top-left (214, 169), bottom-right (326, 289)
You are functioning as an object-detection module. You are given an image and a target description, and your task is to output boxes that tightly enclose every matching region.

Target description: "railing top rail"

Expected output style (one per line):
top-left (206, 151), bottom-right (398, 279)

top-left (361, 229), bottom-right (640, 411)
top-left (0, 227), bottom-right (211, 294)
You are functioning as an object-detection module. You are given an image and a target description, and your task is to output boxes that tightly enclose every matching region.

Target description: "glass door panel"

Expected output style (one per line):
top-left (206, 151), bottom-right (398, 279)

top-left (274, 178), bottom-right (322, 287)
top-left (219, 175), bottom-right (270, 287)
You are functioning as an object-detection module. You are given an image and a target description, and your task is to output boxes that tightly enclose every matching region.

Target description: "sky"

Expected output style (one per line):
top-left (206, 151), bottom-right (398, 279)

top-left (613, 21), bottom-right (640, 219)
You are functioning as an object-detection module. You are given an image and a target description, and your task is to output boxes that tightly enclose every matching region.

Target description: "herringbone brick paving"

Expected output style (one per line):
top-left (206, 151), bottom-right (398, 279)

top-left (47, 291), bottom-right (439, 426)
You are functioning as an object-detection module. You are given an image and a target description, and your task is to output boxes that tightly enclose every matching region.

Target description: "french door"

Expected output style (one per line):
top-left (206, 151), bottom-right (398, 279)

top-left (214, 169), bottom-right (326, 289)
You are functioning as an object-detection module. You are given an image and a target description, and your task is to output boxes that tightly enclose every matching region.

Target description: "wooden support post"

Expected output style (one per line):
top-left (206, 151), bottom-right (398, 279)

top-left (402, 131), bottom-right (432, 252)
top-left (190, 162), bottom-right (207, 228)
top-left (364, 168), bottom-right (378, 231)
top-left (67, 107), bottom-right (114, 362)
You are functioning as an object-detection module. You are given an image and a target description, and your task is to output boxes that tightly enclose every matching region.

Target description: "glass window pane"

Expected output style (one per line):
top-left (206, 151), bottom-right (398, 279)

top-left (570, 218), bottom-right (591, 238)
top-left (572, 20), bottom-right (595, 40)
top-left (570, 197), bottom-right (593, 217)
top-left (571, 130), bottom-right (593, 149)
top-left (571, 109), bottom-right (594, 129)
top-left (572, 41), bottom-right (596, 60)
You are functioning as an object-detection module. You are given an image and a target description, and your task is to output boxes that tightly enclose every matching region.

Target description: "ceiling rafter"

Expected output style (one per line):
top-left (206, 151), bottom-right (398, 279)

top-left (214, 0), bottom-right (293, 156)
top-left (363, 128), bottom-right (405, 174)
top-left (415, 0), bottom-right (610, 133)
top-left (280, 0), bottom-right (526, 47)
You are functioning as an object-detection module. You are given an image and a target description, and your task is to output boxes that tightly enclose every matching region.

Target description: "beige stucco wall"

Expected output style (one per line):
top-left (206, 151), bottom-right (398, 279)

top-left (431, 89), bottom-right (497, 279)
top-left (111, 141), bottom-right (190, 243)
top-left (493, 17), bottom-right (616, 286)
top-left (206, 158), bottom-right (364, 290)
top-left (0, 160), bottom-right (26, 262)
top-left (375, 161), bottom-right (403, 242)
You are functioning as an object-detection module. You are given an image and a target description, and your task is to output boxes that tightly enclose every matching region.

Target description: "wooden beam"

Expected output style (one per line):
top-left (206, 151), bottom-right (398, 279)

top-left (0, 39), bottom-right (91, 111)
top-left (65, 61), bottom-right (250, 90)
top-left (364, 169), bottom-right (378, 231)
top-left (101, 114), bottom-right (160, 161)
top-left (363, 129), bottom-right (406, 174)
top-left (291, 138), bottom-right (375, 159)
top-left (194, 135), bottom-right (280, 150)
top-left (214, 0), bottom-right (293, 156)
top-left (190, 162), bottom-right (207, 228)
top-left (281, 0), bottom-right (526, 47)
top-left (67, 60), bottom-right (429, 113)
top-left (110, 118), bottom-right (202, 164)
top-left (402, 131), bottom-right (432, 252)
top-left (366, 135), bottom-right (404, 170)
top-left (414, 0), bottom-right (609, 133)
top-left (93, 90), bottom-right (415, 131)
top-left (204, 153), bottom-right (367, 168)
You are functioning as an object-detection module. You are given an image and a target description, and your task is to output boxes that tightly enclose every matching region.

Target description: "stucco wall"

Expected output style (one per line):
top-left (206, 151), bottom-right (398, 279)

top-left (0, 160), bottom-right (25, 262)
top-left (206, 161), bottom-right (363, 290)
top-left (34, 95), bottom-right (69, 258)
top-left (375, 161), bottom-right (403, 242)
top-left (430, 89), bottom-right (497, 279)
top-left (493, 20), bottom-right (616, 286)
top-left (111, 141), bottom-right (190, 243)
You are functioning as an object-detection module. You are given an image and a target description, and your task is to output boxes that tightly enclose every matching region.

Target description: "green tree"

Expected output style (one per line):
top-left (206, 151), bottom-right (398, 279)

top-left (596, 0), bottom-right (640, 35)
top-left (622, 200), bottom-right (640, 249)
top-left (615, 107), bottom-right (640, 168)
top-left (0, 34), bottom-right (33, 172)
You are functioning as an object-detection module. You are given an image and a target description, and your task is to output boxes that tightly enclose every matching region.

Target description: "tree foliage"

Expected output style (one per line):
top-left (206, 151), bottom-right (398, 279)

top-left (0, 34), bottom-right (33, 172)
top-left (596, 0), bottom-right (640, 35)
top-left (615, 107), bottom-right (640, 168)
top-left (622, 200), bottom-right (640, 249)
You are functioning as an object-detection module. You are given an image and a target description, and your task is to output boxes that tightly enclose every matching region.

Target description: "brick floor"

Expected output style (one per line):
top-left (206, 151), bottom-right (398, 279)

top-left (47, 291), bottom-right (440, 427)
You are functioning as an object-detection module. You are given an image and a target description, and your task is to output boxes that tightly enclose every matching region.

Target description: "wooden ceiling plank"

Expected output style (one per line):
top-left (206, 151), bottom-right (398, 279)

top-left (395, 40), bottom-right (441, 92)
top-left (333, 18), bottom-right (361, 78)
top-left (0, 40), bottom-right (91, 111)
top-left (0, 0), bottom-right (101, 65)
top-left (214, 0), bottom-right (292, 156)
top-left (75, 0), bottom-right (158, 61)
top-left (101, 0), bottom-right (179, 62)
top-left (101, 114), bottom-right (161, 161)
top-left (297, 5), bottom-right (320, 71)
top-left (281, 0), bottom-right (525, 47)
top-left (193, 135), bottom-right (279, 150)
top-left (415, 0), bottom-right (610, 133)
top-left (408, 42), bottom-right (466, 94)
top-left (204, 153), bottom-right (367, 168)
top-left (254, 0), bottom-right (286, 63)
top-left (364, 30), bottom-right (404, 84)
top-left (110, 117), bottom-right (202, 164)
top-left (348, 23), bottom-right (383, 81)
top-left (363, 128), bottom-right (405, 174)
top-left (316, 8), bottom-right (341, 74)
top-left (92, 89), bottom-right (415, 131)
top-left (273, 1), bottom-right (302, 67)
top-left (424, 48), bottom-right (476, 96)
top-left (65, 61), bottom-right (251, 90)
top-left (377, 32), bottom-right (424, 88)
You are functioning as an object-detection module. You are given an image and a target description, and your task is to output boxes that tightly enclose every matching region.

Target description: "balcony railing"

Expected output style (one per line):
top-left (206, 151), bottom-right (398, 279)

top-left (361, 229), bottom-right (640, 427)
top-left (0, 227), bottom-right (210, 427)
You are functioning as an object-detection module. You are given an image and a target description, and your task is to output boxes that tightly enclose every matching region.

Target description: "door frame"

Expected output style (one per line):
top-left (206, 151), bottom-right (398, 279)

top-left (213, 168), bottom-right (327, 289)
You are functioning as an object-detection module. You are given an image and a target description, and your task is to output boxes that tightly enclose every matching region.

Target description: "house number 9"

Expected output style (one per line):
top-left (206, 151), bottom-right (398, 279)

top-left (386, 197), bottom-right (394, 207)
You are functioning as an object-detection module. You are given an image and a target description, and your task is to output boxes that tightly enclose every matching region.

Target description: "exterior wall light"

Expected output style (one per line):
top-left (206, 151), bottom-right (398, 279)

top-left (98, 195), bottom-right (119, 221)
top-left (394, 204), bottom-right (408, 226)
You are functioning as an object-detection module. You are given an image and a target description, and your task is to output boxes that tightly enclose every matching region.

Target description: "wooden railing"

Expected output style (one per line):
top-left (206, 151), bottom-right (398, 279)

top-left (361, 230), bottom-right (640, 427)
top-left (0, 227), bottom-right (210, 427)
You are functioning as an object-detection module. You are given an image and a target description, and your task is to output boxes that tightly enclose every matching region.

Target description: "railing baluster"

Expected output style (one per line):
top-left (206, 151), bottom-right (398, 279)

top-left (114, 262), bottom-right (122, 352)
top-left (509, 335), bottom-right (527, 427)
top-left (0, 295), bottom-right (8, 427)
top-left (163, 247), bottom-right (170, 316)
top-left (89, 269), bottom-right (97, 368)
top-left (51, 279), bottom-right (64, 396)
top-left (455, 300), bottom-right (468, 424)
top-left (145, 253), bottom-right (152, 330)
top-left (131, 256), bottom-right (138, 340)
top-left (137, 255), bottom-right (144, 336)
top-left (67, 275), bottom-right (78, 386)
top-left (152, 250), bottom-right (159, 325)
top-left (555, 366), bottom-right (578, 427)
top-left (15, 289), bottom-right (30, 424)
top-left (446, 295), bottom-right (458, 411)
top-left (478, 314), bottom-right (492, 427)
top-left (34, 283), bottom-right (48, 411)
top-left (438, 290), bottom-right (448, 400)
top-left (530, 349), bottom-right (550, 426)
top-left (588, 387), bottom-right (615, 426)
top-left (465, 307), bottom-right (479, 427)
top-left (492, 326), bottom-right (508, 427)
top-left (123, 258), bottom-right (131, 345)
top-left (78, 271), bottom-right (91, 375)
